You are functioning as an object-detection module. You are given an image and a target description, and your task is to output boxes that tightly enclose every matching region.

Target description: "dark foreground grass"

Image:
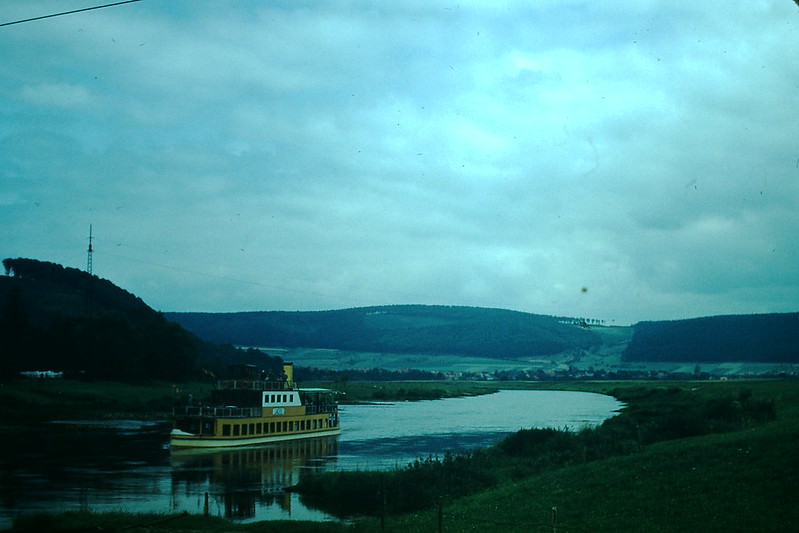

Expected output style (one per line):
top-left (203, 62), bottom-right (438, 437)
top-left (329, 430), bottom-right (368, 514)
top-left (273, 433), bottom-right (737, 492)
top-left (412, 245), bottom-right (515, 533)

top-left (375, 416), bottom-right (799, 532)
top-left (10, 511), bottom-right (351, 532)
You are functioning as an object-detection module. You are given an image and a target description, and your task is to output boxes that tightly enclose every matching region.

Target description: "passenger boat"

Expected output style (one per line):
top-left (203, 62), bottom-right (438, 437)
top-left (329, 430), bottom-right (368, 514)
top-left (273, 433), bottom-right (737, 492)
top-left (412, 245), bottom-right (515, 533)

top-left (170, 363), bottom-right (340, 449)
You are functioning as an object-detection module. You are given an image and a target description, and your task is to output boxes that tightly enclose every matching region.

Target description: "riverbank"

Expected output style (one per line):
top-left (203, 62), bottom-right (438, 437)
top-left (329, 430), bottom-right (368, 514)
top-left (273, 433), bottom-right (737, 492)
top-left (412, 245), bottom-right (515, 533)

top-left (0, 380), bottom-right (210, 431)
top-left (361, 379), bottom-right (798, 532)
top-left (5, 379), bottom-right (799, 532)
top-left (0, 379), bottom-right (497, 432)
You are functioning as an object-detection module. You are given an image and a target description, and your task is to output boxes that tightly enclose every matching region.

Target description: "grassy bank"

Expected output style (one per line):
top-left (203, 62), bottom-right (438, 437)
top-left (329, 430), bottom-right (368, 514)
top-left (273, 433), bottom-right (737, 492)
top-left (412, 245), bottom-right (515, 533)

top-left (373, 409), bottom-right (799, 532)
top-left (5, 379), bottom-right (799, 532)
top-left (0, 379), bottom-right (214, 427)
top-left (348, 380), bottom-right (798, 532)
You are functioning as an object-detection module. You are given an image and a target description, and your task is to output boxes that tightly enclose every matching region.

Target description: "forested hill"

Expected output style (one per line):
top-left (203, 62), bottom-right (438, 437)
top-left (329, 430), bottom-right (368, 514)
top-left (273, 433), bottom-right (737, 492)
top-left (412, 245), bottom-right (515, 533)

top-left (623, 313), bottom-right (799, 363)
top-left (0, 258), bottom-right (282, 380)
top-left (166, 305), bottom-right (602, 359)
top-left (2, 258), bottom-right (154, 324)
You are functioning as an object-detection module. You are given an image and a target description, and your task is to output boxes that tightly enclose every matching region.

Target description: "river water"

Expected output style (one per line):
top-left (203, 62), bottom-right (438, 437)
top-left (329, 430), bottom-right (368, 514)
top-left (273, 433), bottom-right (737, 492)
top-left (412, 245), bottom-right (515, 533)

top-left (0, 390), bottom-right (622, 527)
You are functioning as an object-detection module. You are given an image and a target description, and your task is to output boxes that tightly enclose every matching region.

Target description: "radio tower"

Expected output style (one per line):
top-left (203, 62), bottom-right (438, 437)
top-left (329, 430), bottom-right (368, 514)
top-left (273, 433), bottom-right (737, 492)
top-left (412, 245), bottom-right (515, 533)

top-left (87, 224), bottom-right (93, 275)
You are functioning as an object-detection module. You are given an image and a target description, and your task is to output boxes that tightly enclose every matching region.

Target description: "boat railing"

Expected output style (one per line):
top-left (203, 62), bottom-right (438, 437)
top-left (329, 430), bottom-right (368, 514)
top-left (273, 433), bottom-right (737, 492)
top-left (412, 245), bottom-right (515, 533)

top-left (216, 379), bottom-right (297, 391)
top-left (173, 406), bottom-right (262, 418)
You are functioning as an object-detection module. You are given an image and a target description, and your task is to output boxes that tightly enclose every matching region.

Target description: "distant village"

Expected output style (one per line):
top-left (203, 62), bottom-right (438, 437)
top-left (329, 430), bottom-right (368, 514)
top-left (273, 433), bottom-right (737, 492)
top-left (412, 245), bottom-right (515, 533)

top-left (295, 363), bottom-right (799, 384)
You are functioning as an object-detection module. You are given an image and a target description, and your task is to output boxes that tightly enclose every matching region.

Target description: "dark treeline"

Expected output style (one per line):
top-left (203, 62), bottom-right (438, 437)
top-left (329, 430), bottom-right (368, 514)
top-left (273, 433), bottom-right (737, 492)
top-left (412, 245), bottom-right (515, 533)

top-left (294, 366), bottom-right (445, 382)
top-left (0, 258), bottom-right (282, 381)
top-left (294, 386), bottom-right (777, 518)
top-left (167, 305), bottom-right (602, 359)
top-left (623, 313), bottom-right (799, 363)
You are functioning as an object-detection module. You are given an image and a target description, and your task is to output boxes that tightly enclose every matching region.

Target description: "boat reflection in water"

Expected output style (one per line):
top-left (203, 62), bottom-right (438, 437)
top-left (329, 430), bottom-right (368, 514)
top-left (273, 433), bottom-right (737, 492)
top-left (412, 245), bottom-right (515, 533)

top-left (170, 436), bottom-right (339, 521)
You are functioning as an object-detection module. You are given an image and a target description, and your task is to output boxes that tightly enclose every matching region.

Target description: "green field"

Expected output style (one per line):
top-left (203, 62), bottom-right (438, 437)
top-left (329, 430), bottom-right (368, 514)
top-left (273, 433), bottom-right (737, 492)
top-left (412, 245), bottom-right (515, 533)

top-left (5, 379), bottom-right (799, 532)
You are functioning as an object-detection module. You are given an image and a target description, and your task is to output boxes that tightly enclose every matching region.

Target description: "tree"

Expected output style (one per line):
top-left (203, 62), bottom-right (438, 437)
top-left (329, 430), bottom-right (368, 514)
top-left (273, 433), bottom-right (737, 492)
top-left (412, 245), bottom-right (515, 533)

top-left (0, 285), bottom-right (30, 376)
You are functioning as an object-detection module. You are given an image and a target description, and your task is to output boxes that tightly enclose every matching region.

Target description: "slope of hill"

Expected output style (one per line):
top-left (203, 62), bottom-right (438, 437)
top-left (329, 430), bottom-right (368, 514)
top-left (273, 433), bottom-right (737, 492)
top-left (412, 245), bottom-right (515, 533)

top-left (0, 258), bottom-right (281, 380)
top-left (623, 312), bottom-right (799, 363)
top-left (2, 258), bottom-right (153, 324)
top-left (166, 305), bottom-right (602, 359)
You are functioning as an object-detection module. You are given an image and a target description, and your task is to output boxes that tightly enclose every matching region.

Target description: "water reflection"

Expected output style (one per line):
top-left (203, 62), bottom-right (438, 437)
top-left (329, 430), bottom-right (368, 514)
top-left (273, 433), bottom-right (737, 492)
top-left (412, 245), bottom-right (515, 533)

top-left (169, 437), bottom-right (339, 521)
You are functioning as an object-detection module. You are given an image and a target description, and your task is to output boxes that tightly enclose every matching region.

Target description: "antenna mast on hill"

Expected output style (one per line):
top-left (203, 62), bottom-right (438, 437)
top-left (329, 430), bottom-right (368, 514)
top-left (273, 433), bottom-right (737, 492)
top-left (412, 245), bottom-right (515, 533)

top-left (87, 224), bottom-right (93, 275)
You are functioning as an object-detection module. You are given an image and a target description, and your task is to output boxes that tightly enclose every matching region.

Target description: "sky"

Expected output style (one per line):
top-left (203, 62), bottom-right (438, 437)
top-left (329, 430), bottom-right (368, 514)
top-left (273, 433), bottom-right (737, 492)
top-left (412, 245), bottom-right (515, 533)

top-left (2, 1), bottom-right (798, 325)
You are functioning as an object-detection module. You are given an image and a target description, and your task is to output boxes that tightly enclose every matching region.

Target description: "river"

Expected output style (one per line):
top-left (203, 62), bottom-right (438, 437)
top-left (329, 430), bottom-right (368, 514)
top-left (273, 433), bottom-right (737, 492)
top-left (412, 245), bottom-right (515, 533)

top-left (0, 390), bottom-right (622, 527)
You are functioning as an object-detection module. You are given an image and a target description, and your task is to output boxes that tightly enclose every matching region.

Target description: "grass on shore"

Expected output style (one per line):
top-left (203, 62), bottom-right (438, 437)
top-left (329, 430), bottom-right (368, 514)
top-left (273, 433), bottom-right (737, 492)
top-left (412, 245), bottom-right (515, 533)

top-left (369, 410), bottom-right (799, 532)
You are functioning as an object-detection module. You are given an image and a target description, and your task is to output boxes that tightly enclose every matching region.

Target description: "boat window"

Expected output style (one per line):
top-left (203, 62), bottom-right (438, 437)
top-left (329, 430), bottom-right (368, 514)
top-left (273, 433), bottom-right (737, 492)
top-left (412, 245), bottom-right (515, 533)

top-left (249, 423), bottom-right (255, 434)
top-left (222, 424), bottom-right (231, 436)
top-left (290, 394), bottom-right (294, 402)
top-left (270, 422), bottom-right (276, 433)
top-left (256, 423), bottom-right (262, 434)
top-left (233, 425), bottom-right (240, 436)
top-left (241, 424), bottom-right (248, 436)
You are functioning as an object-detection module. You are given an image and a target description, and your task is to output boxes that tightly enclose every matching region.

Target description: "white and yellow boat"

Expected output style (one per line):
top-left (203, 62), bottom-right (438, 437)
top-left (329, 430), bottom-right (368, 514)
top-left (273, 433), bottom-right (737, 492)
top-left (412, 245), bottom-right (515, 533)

top-left (170, 363), bottom-right (340, 449)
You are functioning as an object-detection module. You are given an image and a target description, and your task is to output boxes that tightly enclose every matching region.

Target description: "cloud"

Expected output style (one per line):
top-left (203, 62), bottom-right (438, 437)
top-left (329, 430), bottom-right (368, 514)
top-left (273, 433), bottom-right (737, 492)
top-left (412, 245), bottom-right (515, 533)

top-left (21, 82), bottom-right (94, 108)
top-left (1, 1), bottom-right (798, 324)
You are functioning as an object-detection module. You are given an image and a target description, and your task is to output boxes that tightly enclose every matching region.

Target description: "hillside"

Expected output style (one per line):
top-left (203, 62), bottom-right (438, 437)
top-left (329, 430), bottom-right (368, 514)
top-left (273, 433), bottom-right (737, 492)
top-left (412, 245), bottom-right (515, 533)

top-left (166, 305), bottom-right (602, 359)
top-left (7, 258), bottom-right (796, 379)
top-left (623, 312), bottom-right (799, 363)
top-left (0, 258), bottom-right (281, 380)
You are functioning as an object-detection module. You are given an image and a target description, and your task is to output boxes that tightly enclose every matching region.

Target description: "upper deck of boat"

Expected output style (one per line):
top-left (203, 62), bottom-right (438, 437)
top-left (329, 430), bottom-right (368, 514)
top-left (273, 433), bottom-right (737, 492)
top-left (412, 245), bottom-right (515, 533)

top-left (217, 378), bottom-right (296, 391)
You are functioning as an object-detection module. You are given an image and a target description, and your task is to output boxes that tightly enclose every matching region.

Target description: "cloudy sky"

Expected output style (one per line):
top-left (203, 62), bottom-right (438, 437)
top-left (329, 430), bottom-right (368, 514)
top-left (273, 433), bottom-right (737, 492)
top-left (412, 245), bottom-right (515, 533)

top-left (2, 1), bottom-right (798, 325)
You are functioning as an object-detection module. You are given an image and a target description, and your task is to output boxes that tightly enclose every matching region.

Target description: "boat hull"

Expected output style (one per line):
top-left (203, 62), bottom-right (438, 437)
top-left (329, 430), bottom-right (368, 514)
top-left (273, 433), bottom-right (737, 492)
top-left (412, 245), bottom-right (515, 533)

top-left (170, 427), bottom-right (342, 449)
